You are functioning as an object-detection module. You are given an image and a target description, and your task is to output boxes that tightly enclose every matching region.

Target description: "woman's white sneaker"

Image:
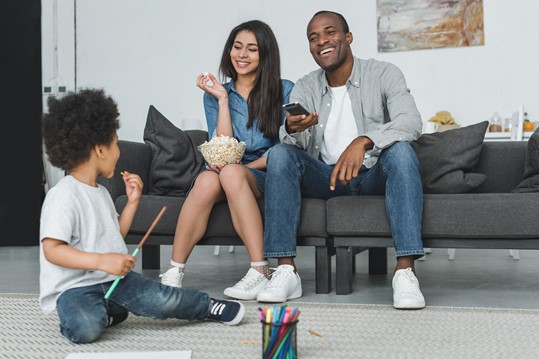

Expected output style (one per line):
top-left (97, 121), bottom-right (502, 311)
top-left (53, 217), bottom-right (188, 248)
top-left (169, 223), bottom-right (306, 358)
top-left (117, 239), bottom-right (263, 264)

top-left (159, 267), bottom-right (184, 288)
top-left (392, 268), bottom-right (425, 309)
top-left (224, 268), bottom-right (269, 300)
top-left (256, 264), bottom-right (302, 303)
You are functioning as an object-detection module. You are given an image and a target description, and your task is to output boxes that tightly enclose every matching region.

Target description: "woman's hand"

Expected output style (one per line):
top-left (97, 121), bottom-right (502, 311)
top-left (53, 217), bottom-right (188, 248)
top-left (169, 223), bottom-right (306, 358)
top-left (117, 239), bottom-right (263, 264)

top-left (205, 164), bottom-right (224, 173)
top-left (197, 72), bottom-right (228, 103)
top-left (205, 159), bottom-right (243, 173)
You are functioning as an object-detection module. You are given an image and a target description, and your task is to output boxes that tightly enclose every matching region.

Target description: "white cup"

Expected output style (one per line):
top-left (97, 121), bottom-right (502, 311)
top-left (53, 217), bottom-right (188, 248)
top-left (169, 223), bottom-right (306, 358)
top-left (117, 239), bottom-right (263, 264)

top-left (423, 122), bottom-right (439, 134)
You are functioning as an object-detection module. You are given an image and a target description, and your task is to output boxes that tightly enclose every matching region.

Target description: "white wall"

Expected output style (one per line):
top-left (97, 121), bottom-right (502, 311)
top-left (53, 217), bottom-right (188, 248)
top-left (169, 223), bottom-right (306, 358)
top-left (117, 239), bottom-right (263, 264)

top-left (42, 0), bottom-right (539, 163)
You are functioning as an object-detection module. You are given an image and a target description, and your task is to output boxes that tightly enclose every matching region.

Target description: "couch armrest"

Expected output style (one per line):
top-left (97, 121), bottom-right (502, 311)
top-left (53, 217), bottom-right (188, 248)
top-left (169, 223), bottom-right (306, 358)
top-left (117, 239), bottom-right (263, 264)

top-left (97, 140), bottom-right (152, 199)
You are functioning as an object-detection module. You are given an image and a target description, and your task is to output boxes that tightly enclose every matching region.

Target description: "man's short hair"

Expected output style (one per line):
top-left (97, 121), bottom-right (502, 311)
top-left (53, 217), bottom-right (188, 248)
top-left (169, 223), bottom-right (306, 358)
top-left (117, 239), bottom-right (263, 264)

top-left (312, 10), bottom-right (350, 34)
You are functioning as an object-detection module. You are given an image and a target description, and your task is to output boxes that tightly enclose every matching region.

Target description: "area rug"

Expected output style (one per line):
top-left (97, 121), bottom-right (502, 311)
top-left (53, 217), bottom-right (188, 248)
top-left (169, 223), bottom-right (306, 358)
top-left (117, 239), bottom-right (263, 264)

top-left (2, 293), bottom-right (539, 358)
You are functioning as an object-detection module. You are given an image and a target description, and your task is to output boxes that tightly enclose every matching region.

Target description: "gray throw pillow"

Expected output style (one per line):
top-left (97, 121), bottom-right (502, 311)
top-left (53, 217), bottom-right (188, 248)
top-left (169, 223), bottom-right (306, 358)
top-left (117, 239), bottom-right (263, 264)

top-left (512, 128), bottom-right (539, 193)
top-left (410, 121), bottom-right (489, 193)
top-left (143, 105), bottom-right (204, 196)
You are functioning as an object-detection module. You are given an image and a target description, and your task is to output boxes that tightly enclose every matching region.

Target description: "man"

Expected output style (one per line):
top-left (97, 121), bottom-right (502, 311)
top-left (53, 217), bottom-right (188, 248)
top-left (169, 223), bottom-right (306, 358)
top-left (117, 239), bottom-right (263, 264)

top-left (256, 10), bottom-right (426, 309)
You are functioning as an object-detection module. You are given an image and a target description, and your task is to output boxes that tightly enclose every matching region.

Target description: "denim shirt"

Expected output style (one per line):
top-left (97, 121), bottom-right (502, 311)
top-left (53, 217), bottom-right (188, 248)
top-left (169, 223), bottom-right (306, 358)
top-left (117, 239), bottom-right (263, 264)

top-left (204, 79), bottom-right (294, 164)
top-left (280, 57), bottom-right (422, 168)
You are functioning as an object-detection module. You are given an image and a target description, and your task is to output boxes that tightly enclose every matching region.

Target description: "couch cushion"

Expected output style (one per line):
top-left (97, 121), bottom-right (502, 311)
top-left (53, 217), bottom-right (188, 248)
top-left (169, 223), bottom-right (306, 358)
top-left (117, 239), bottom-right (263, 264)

top-left (115, 196), bottom-right (328, 239)
top-left (326, 194), bottom-right (539, 238)
top-left (411, 121), bottom-right (488, 193)
top-left (473, 141), bottom-right (526, 193)
top-left (512, 128), bottom-right (539, 193)
top-left (143, 105), bottom-right (204, 196)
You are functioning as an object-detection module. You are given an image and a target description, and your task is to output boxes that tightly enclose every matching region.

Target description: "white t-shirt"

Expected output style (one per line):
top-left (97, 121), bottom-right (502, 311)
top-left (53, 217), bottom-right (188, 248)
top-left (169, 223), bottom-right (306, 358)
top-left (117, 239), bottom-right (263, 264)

top-left (320, 85), bottom-right (360, 165)
top-left (39, 175), bottom-right (128, 314)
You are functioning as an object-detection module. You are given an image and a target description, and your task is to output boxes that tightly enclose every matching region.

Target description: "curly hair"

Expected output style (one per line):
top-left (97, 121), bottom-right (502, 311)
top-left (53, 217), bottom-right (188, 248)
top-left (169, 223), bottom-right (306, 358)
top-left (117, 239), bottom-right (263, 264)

top-left (42, 88), bottom-right (120, 171)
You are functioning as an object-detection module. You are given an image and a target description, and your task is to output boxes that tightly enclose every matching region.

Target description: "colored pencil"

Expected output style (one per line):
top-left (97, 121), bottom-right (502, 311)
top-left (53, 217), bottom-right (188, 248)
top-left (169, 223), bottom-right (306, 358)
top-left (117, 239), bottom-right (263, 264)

top-left (104, 206), bottom-right (167, 299)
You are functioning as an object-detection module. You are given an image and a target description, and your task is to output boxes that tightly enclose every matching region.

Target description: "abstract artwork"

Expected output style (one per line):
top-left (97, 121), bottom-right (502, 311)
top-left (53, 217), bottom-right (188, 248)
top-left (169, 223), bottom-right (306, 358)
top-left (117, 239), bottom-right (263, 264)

top-left (377, 0), bottom-right (484, 52)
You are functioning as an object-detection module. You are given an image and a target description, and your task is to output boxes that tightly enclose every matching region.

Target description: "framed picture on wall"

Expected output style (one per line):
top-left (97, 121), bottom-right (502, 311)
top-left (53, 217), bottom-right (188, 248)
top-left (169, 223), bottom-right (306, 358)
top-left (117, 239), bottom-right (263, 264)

top-left (377, 0), bottom-right (485, 52)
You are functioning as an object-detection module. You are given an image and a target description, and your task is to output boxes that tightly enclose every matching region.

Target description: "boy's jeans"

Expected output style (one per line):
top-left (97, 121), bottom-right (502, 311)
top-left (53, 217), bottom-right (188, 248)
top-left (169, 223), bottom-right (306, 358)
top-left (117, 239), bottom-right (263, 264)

top-left (263, 141), bottom-right (425, 258)
top-left (56, 271), bottom-right (210, 343)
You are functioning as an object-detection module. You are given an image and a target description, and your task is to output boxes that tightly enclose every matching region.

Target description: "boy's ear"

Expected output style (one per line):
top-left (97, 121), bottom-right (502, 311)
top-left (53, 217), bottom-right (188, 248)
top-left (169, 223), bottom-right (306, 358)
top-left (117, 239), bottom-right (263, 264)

top-left (95, 144), bottom-right (105, 159)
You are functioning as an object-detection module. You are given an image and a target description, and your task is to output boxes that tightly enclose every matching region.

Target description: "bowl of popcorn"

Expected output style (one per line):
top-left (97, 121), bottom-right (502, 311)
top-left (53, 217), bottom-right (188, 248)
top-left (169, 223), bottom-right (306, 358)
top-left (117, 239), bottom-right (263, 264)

top-left (198, 135), bottom-right (246, 167)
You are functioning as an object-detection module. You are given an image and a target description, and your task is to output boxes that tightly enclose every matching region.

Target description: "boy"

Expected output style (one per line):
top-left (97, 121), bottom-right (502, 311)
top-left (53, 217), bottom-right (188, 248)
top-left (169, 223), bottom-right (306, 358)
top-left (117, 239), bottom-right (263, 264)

top-left (40, 88), bottom-right (244, 343)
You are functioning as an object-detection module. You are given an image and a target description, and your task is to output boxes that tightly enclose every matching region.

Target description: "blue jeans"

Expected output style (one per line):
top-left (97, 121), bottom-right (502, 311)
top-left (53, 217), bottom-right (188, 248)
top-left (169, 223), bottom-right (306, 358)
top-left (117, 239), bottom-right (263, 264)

top-left (263, 142), bottom-right (424, 258)
top-left (56, 271), bottom-right (211, 343)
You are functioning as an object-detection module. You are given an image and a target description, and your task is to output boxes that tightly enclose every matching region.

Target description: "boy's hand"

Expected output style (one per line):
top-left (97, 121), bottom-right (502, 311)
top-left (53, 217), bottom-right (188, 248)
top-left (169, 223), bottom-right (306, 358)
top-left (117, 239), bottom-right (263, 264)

top-left (98, 253), bottom-right (136, 276)
top-left (121, 171), bottom-right (143, 203)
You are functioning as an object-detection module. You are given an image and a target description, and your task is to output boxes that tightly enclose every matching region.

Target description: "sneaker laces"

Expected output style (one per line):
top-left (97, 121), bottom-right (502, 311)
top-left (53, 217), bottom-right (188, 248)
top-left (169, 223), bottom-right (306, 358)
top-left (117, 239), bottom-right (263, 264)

top-left (397, 268), bottom-right (418, 292)
top-left (159, 271), bottom-right (184, 287)
top-left (265, 267), bottom-right (293, 289)
top-left (233, 271), bottom-right (262, 289)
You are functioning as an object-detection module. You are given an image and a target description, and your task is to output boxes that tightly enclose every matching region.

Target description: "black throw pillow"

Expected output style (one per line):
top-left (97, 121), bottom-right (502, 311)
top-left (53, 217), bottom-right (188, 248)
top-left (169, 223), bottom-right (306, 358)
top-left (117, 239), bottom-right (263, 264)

top-left (143, 105), bottom-right (203, 196)
top-left (410, 121), bottom-right (489, 194)
top-left (512, 128), bottom-right (539, 193)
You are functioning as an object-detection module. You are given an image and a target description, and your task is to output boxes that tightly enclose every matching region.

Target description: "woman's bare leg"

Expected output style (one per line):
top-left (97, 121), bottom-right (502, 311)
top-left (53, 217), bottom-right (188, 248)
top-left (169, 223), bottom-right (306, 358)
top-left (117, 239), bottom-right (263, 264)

top-left (171, 171), bottom-right (225, 263)
top-left (219, 164), bottom-right (264, 263)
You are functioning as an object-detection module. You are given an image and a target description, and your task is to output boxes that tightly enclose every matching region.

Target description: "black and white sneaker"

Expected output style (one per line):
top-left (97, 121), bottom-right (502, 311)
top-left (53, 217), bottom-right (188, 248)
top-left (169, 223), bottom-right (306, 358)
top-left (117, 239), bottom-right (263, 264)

top-left (207, 298), bottom-right (245, 326)
top-left (106, 312), bottom-right (129, 327)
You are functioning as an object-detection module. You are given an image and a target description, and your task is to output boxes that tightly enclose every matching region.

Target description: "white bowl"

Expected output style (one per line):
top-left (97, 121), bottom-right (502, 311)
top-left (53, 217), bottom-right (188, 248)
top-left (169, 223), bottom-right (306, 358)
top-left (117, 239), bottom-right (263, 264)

top-left (198, 137), bottom-right (246, 167)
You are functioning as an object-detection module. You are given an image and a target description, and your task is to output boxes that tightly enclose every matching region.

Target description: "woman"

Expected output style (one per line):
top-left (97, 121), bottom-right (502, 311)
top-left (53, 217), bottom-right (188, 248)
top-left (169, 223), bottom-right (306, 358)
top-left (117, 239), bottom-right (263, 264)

top-left (160, 20), bottom-right (293, 301)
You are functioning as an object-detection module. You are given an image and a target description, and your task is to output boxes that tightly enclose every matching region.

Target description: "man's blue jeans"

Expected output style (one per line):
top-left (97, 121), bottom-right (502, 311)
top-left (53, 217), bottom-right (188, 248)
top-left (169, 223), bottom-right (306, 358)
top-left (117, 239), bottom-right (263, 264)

top-left (56, 271), bottom-right (211, 343)
top-left (263, 142), bottom-right (424, 258)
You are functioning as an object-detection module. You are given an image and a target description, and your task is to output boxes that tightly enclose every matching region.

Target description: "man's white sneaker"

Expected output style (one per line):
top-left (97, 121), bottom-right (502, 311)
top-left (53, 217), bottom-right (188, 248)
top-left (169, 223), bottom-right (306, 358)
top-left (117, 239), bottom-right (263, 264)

top-left (392, 268), bottom-right (426, 309)
top-left (256, 264), bottom-right (302, 303)
top-left (159, 267), bottom-right (184, 288)
top-left (224, 268), bottom-right (269, 300)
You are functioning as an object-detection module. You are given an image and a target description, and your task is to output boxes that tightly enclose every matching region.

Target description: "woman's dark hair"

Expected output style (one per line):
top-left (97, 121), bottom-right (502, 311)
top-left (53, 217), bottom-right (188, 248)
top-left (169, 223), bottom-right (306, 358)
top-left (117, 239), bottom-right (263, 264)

top-left (42, 88), bottom-right (120, 171)
top-left (219, 20), bottom-right (283, 139)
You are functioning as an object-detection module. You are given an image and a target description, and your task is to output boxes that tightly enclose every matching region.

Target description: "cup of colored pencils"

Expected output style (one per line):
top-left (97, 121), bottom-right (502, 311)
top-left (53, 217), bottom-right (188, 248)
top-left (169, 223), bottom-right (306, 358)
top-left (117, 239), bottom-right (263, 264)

top-left (259, 305), bottom-right (300, 359)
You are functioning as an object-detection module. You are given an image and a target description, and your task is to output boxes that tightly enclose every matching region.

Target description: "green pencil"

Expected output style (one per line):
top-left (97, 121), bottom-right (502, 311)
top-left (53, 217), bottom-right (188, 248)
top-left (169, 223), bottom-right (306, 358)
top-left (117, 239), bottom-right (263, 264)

top-left (104, 206), bottom-right (167, 299)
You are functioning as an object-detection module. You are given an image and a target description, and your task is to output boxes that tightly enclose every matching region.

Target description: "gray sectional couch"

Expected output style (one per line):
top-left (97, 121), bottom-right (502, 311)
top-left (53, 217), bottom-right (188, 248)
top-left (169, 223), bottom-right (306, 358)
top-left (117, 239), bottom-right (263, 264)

top-left (329, 140), bottom-right (539, 294)
top-left (98, 130), bottom-right (332, 294)
top-left (98, 127), bottom-right (539, 296)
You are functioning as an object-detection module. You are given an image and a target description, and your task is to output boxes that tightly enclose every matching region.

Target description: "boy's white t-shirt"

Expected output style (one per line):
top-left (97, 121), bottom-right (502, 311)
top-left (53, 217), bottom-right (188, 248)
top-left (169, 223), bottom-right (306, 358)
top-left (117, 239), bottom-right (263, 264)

top-left (39, 175), bottom-right (128, 314)
top-left (320, 85), bottom-right (360, 165)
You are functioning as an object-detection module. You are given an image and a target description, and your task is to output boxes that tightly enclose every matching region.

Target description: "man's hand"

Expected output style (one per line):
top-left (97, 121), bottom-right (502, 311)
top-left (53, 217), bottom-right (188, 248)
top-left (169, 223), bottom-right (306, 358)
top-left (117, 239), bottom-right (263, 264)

top-left (330, 136), bottom-right (374, 190)
top-left (285, 112), bottom-right (319, 134)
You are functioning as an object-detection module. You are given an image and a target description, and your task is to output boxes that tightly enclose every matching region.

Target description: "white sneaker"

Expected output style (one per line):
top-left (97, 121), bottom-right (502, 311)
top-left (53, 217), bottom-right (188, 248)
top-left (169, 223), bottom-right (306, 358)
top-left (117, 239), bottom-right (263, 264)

top-left (392, 268), bottom-right (425, 309)
top-left (224, 268), bottom-right (269, 300)
top-left (159, 267), bottom-right (184, 288)
top-left (256, 264), bottom-right (302, 303)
